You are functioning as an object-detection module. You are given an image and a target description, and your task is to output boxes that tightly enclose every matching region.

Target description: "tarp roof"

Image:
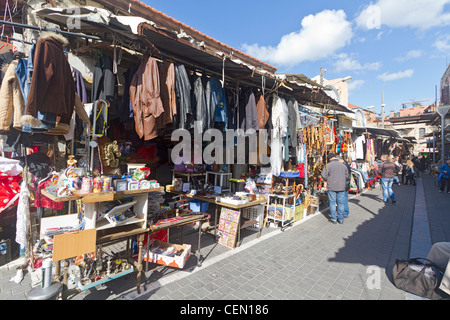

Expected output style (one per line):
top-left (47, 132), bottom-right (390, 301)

top-left (33, 3), bottom-right (347, 111)
top-left (353, 126), bottom-right (402, 139)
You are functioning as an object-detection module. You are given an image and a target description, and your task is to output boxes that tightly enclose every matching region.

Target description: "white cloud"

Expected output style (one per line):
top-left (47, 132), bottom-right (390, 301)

top-left (333, 53), bottom-right (381, 72)
top-left (395, 50), bottom-right (423, 62)
top-left (356, 0), bottom-right (450, 31)
top-left (348, 79), bottom-right (365, 91)
top-left (241, 10), bottom-right (353, 68)
top-left (433, 34), bottom-right (450, 52)
top-left (378, 69), bottom-right (414, 81)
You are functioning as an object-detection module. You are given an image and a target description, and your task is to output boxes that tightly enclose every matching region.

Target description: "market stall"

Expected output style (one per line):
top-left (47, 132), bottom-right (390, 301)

top-left (0, 0), bottom-right (346, 299)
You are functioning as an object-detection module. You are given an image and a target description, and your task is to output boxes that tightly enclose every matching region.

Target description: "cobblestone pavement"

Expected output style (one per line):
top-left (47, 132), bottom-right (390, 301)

top-left (1, 174), bottom-right (449, 303)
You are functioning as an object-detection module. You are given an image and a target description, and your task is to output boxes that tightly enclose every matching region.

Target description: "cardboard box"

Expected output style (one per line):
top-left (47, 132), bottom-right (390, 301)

top-left (144, 239), bottom-right (191, 269)
top-left (294, 204), bottom-right (304, 222)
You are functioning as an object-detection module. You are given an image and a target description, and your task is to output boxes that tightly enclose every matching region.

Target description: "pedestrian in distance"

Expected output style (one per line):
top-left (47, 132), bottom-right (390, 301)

top-left (379, 154), bottom-right (400, 204)
top-left (401, 160), bottom-right (407, 185)
top-left (367, 164), bottom-right (380, 189)
top-left (392, 156), bottom-right (401, 185)
top-left (412, 156), bottom-right (420, 178)
top-left (338, 155), bottom-right (351, 219)
top-left (438, 159), bottom-right (450, 193)
top-left (321, 152), bottom-right (349, 224)
top-left (405, 160), bottom-right (416, 186)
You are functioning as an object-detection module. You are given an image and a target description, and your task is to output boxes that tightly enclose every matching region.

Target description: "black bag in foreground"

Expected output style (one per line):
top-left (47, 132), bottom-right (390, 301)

top-left (392, 258), bottom-right (450, 300)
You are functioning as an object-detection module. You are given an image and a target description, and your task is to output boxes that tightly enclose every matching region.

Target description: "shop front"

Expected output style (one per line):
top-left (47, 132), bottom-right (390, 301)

top-left (0, 0), bottom-right (347, 298)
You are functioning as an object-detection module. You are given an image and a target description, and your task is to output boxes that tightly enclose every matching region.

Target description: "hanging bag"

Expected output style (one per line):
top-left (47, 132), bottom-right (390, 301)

top-left (392, 258), bottom-right (450, 300)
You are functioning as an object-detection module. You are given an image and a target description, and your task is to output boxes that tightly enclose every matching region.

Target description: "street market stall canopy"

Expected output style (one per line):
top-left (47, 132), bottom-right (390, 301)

top-left (32, 2), bottom-right (347, 112)
top-left (353, 126), bottom-right (402, 139)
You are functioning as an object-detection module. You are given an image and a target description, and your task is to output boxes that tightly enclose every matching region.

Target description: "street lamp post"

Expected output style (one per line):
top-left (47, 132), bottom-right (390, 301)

top-left (437, 105), bottom-right (450, 161)
top-left (381, 91), bottom-right (385, 128)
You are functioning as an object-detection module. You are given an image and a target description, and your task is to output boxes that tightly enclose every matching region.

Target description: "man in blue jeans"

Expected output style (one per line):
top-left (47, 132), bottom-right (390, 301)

top-left (321, 153), bottom-right (349, 224)
top-left (379, 154), bottom-right (400, 204)
top-left (339, 156), bottom-right (352, 219)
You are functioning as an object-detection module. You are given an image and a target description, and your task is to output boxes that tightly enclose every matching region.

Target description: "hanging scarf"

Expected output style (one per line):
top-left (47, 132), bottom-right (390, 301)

top-left (15, 180), bottom-right (30, 248)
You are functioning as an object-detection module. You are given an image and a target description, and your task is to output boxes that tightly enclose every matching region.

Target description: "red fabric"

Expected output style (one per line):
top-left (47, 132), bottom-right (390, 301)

top-left (0, 175), bottom-right (21, 213)
top-left (137, 144), bottom-right (157, 161)
top-left (297, 163), bottom-right (305, 178)
top-left (34, 180), bottom-right (64, 210)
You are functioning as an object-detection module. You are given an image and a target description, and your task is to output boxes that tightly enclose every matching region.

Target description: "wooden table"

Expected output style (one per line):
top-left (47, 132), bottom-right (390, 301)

top-left (41, 187), bottom-right (164, 294)
top-left (96, 224), bottom-right (149, 293)
top-left (139, 214), bottom-right (208, 291)
top-left (168, 191), bottom-right (266, 247)
top-left (146, 214), bottom-right (208, 269)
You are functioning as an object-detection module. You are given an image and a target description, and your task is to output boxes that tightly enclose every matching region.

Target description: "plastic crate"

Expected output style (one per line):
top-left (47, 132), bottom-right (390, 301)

top-left (241, 204), bottom-right (265, 231)
top-left (0, 239), bottom-right (11, 267)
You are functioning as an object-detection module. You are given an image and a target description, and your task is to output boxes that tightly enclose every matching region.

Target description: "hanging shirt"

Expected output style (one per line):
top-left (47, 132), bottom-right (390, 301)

top-left (354, 135), bottom-right (366, 160)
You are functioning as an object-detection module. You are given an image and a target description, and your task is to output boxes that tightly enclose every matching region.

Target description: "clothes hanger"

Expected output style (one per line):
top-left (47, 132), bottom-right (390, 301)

top-left (0, 36), bottom-right (18, 52)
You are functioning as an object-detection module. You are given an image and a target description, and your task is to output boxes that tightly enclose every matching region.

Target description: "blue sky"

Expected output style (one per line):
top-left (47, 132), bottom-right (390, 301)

top-left (144, 0), bottom-right (450, 114)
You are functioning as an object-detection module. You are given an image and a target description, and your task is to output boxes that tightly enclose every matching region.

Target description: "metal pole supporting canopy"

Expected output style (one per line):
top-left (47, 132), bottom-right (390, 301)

top-left (0, 19), bottom-right (102, 40)
top-left (437, 105), bottom-right (450, 161)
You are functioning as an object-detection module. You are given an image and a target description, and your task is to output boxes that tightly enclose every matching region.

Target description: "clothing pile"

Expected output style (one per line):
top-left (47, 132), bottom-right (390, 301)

top-left (0, 157), bottom-right (23, 214)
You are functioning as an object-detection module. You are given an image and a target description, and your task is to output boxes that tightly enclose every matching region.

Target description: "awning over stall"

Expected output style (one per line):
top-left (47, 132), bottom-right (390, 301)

top-left (353, 126), bottom-right (401, 138)
top-left (34, 2), bottom-right (345, 111)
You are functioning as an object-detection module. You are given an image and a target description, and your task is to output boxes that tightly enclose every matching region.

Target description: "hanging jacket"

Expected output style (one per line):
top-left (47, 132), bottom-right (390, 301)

top-left (15, 43), bottom-right (57, 133)
top-left (15, 43), bottom-right (35, 103)
top-left (256, 92), bottom-right (269, 129)
top-left (0, 50), bottom-right (14, 84)
top-left (191, 74), bottom-right (208, 132)
top-left (23, 33), bottom-right (75, 130)
top-left (175, 64), bottom-right (193, 130)
top-left (287, 98), bottom-right (300, 154)
top-left (204, 77), bottom-right (228, 128)
top-left (0, 61), bottom-right (25, 134)
top-left (156, 60), bottom-right (177, 130)
top-left (92, 53), bottom-right (119, 119)
top-left (129, 55), bottom-right (164, 141)
top-left (120, 64), bottom-right (138, 123)
top-left (72, 66), bottom-right (88, 139)
top-left (242, 89), bottom-right (258, 132)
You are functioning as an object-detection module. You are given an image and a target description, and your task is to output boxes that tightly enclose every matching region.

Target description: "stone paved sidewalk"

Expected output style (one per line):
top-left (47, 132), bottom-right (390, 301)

top-left (1, 174), bottom-right (449, 301)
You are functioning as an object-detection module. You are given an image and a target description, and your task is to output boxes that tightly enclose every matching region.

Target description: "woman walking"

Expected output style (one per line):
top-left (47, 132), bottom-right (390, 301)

top-left (438, 159), bottom-right (450, 193)
top-left (405, 160), bottom-right (416, 186)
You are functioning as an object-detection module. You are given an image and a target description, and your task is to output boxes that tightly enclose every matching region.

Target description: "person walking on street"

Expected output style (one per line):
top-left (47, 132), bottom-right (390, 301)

top-left (393, 157), bottom-right (401, 185)
top-left (321, 152), bottom-right (349, 224)
top-left (438, 159), bottom-right (450, 193)
top-left (405, 160), bottom-right (416, 186)
top-left (413, 156), bottom-right (420, 178)
top-left (339, 156), bottom-right (352, 219)
top-left (368, 164), bottom-right (380, 189)
top-left (401, 160), bottom-right (407, 184)
top-left (379, 154), bottom-right (400, 204)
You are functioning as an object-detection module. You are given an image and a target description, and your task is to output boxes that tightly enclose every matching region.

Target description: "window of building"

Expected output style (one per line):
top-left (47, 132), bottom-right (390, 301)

top-left (419, 128), bottom-right (426, 138)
